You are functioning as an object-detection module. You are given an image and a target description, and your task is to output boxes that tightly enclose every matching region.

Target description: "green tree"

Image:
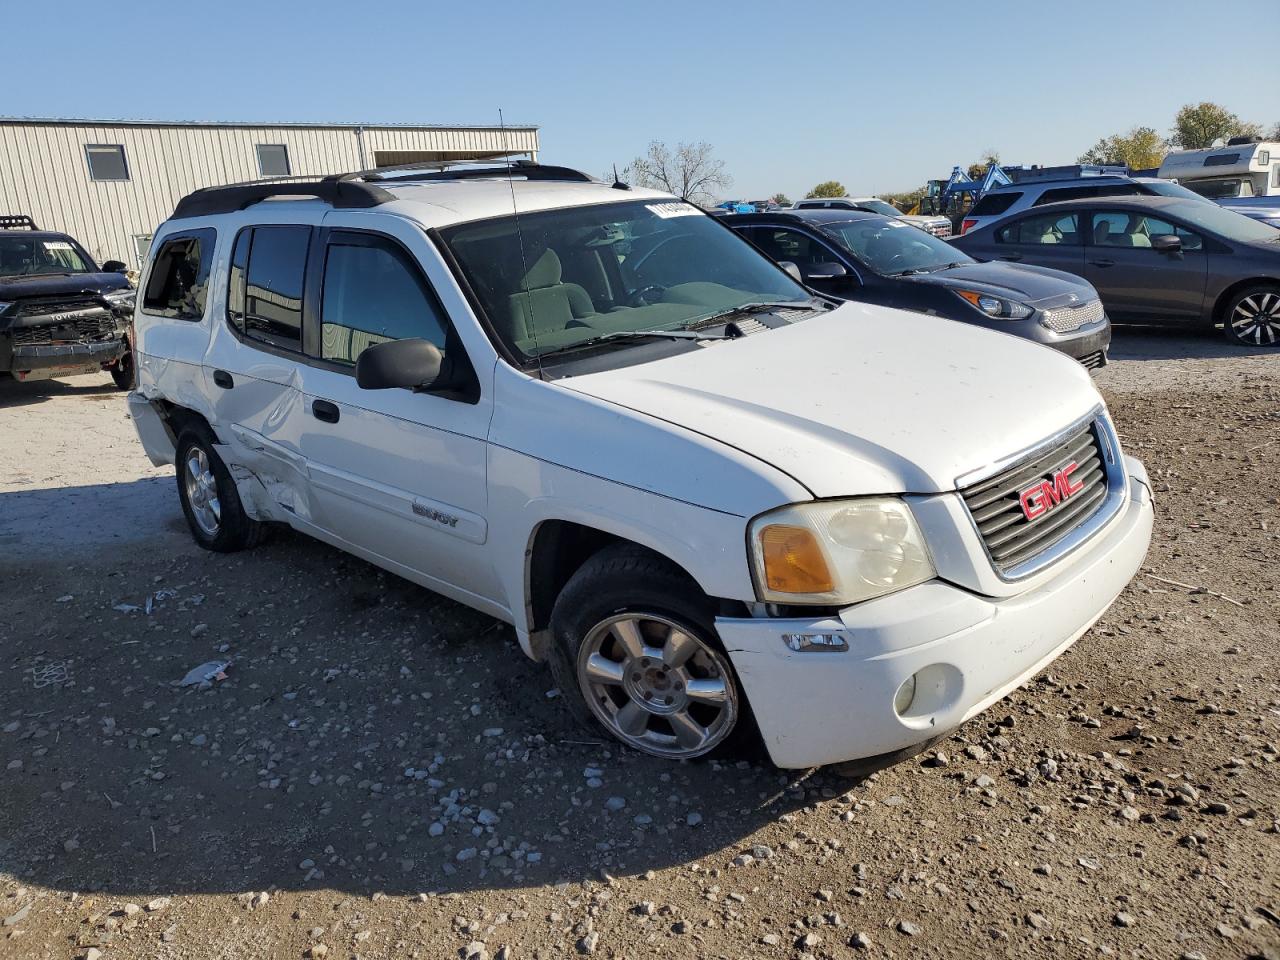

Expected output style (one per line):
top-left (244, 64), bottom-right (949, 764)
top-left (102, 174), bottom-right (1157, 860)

top-left (806, 181), bottom-right (847, 199)
top-left (881, 187), bottom-right (927, 213)
top-left (772, 193), bottom-right (792, 207)
top-left (966, 150), bottom-right (1000, 180)
top-left (1078, 126), bottom-right (1166, 169)
top-left (1169, 102), bottom-right (1262, 149)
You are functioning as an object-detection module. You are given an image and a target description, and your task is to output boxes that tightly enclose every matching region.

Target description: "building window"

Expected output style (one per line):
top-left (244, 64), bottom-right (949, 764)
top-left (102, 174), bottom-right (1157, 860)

top-left (85, 144), bottom-right (129, 181)
top-left (256, 144), bottom-right (291, 178)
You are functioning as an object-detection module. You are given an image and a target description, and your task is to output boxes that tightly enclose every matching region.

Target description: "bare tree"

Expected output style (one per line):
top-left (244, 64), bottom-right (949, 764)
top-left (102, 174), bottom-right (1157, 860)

top-left (620, 141), bottom-right (731, 205)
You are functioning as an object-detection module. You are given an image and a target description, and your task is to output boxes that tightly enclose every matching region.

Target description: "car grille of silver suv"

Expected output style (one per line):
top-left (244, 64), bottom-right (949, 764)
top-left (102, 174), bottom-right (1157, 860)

top-left (1041, 299), bottom-right (1104, 333)
top-left (959, 416), bottom-right (1122, 577)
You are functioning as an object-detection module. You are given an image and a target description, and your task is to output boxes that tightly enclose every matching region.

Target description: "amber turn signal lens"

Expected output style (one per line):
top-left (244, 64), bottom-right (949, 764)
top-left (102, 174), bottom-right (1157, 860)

top-left (758, 524), bottom-right (835, 594)
top-left (954, 290), bottom-right (983, 308)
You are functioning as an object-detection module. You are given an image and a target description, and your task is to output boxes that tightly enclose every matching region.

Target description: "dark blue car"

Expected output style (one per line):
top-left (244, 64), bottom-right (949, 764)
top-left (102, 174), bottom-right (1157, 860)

top-left (729, 209), bottom-right (1111, 368)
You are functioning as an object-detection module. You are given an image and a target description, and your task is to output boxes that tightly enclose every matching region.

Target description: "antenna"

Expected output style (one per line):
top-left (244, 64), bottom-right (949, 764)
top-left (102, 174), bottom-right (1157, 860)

top-left (611, 163), bottom-right (630, 191)
top-left (499, 108), bottom-right (544, 379)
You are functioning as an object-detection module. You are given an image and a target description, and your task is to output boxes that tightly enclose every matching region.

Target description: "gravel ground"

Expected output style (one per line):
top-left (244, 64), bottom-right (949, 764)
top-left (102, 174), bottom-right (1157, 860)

top-left (1, 330), bottom-right (1277, 960)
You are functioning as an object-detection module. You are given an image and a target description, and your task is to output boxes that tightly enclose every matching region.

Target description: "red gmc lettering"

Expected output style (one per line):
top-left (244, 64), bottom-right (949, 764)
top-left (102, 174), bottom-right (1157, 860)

top-left (1019, 462), bottom-right (1084, 522)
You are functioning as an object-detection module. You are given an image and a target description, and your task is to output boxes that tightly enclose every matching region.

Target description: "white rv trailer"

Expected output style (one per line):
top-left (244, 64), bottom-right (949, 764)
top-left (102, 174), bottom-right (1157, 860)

top-left (1158, 139), bottom-right (1280, 199)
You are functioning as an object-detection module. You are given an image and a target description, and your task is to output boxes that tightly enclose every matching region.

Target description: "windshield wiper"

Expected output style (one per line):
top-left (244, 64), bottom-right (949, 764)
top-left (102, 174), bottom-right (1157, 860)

top-left (532, 328), bottom-right (732, 360)
top-left (689, 299), bottom-right (824, 327)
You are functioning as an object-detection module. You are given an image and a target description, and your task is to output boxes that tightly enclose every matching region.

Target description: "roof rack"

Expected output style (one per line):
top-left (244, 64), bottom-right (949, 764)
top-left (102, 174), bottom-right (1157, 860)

top-left (0, 214), bottom-right (38, 230)
top-left (169, 159), bottom-right (599, 220)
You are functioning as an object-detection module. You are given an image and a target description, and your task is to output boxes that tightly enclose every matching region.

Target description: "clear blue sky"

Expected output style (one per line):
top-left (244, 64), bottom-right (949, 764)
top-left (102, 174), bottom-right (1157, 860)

top-left (7, 0), bottom-right (1278, 200)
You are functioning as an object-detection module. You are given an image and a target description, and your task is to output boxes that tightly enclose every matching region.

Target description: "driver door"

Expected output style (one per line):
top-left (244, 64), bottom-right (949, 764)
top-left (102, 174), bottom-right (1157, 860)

top-left (1083, 210), bottom-right (1207, 322)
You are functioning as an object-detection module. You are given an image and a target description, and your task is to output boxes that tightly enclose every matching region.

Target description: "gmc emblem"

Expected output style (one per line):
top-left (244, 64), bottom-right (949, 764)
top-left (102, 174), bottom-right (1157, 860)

top-left (1019, 462), bottom-right (1085, 521)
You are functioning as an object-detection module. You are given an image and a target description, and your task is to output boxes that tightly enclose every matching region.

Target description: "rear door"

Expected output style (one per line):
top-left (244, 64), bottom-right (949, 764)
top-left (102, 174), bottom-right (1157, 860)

top-left (987, 209), bottom-right (1087, 276)
top-left (1083, 209), bottom-right (1208, 322)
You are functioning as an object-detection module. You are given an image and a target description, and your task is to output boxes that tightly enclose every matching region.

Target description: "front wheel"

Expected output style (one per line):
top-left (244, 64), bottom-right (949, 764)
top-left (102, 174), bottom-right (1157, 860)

top-left (109, 350), bottom-right (134, 390)
top-left (549, 545), bottom-right (745, 761)
top-left (1222, 285), bottom-right (1280, 347)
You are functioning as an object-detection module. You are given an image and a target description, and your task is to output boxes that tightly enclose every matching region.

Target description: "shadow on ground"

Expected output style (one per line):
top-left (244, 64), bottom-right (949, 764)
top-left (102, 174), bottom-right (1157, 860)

top-left (0, 374), bottom-right (121, 409)
top-left (1106, 324), bottom-right (1272, 361)
top-left (0, 524), bottom-right (829, 902)
top-left (0, 478), bottom-right (185, 554)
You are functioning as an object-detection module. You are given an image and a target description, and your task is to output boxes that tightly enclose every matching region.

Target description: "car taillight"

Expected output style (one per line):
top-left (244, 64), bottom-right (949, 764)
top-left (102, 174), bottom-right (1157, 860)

top-left (961, 218), bottom-right (977, 235)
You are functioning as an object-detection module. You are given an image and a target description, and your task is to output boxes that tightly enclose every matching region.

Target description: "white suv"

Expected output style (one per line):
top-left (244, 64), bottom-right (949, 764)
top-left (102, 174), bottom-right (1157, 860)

top-left (128, 161), bottom-right (1153, 770)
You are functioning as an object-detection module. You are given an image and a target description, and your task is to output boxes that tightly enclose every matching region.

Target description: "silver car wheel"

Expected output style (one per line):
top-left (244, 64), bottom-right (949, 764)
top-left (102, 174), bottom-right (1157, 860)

top-left (1230, 291), bottom-right (1280, 346)
top-left (184, 447), bottom-right (221, 537)
top-left (576, 612), bottom-right (738, 760)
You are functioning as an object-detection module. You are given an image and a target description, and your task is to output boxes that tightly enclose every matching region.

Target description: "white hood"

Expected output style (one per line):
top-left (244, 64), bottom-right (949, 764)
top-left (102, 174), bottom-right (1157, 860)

top-left (559, 303), bottom-right (1102, 498)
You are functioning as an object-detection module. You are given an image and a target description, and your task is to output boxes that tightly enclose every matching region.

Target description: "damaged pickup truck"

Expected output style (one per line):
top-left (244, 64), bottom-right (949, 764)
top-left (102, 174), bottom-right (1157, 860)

top-left (0, 215), bottom-right (136, 388)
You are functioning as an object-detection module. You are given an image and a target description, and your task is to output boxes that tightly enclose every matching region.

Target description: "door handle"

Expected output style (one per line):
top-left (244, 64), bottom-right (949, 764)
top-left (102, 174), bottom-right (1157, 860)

top-left (312, 399), bottom-right (340, 424)
top-left (1089, 259), bottom-right (1116, 268)
top-left (999, 254), bottom-right (1023, 262)
top-left (212, 369), bottom-right (234, 389)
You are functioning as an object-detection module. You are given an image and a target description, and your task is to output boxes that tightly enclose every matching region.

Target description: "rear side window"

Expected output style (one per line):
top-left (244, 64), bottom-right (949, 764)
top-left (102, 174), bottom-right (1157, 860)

top-left (143, 229), bottom-right (216, 321)
top-left (970, 192), bottom-right (1021, 216)
top-left (997, 212), bottom-right (1082, 245)
top-left (227, 225), bottom-right (310, 350)
top-left (319, 234), bottom-right (449, 365)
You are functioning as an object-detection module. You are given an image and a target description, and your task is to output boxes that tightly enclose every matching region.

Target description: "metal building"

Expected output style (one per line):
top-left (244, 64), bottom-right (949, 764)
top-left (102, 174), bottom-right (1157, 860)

top-left (0, 117), bottom-right (540, 267)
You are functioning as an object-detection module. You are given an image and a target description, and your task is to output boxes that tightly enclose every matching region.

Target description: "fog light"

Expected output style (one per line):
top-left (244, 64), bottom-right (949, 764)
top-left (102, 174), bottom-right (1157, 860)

top-left (782, 632), bottom-right (849, 653)
top-left (893, 674), bottom-right (918, 716)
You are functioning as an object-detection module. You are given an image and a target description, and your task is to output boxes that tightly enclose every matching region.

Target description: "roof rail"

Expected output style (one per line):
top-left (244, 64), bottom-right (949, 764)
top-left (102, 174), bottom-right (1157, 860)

top-left (0, 214), bottom-right (38, 230)
top-left (168, 160), bottom-right (599, 221)
top-left (340, 158), bottom-right (597, 185)
top-left (170, 178), bottom-right (396, 220)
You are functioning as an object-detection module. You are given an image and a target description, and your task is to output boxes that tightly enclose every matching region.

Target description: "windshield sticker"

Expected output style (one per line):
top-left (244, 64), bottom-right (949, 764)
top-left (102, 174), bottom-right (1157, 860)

top-left (43, 241), bottom-right (73, 250)
top-left (646, 202), bottom-right (700, 219)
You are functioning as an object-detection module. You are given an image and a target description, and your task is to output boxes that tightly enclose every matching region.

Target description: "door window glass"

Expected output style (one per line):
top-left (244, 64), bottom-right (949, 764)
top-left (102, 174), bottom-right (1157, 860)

top-left (319, 237), bottom-right (449, 365)
top-left (1090, 212), bottom-right (1202, 250)
top-left (142, 229), bottom-right (216, 320)
top-left (227, 225), bottom-right (310, 350)
top-left (750, 228), bottom-right (831, 266)
top-left (996, 212), bottom-right (1081, 245)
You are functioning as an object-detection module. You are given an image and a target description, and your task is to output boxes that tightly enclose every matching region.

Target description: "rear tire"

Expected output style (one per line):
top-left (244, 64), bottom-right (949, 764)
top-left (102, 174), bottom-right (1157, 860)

top-left (175, 426), bottom-right (266, 552)
top-left (548, 544), bottom-right (753, 762)
top-left (1221, 284), bottom-right (1280, 347)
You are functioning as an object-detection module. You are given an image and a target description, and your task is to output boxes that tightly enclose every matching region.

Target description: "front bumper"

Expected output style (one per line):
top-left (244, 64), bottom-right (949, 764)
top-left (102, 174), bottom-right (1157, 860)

top-left (8, 338), bottom-right (126, 379)
top-left (715, 456), bottom-right (1153, 769)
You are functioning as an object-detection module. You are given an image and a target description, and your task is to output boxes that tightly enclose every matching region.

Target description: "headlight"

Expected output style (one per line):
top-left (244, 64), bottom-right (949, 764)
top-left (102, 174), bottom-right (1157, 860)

top-left (103, 289), bottom-right (136, 308)
top-left (749, 498), bottom-right (935, 605)
top-left (0, 301), bottom-right (11, 315)
top-left (953, 289), bottom-right (1032, 319)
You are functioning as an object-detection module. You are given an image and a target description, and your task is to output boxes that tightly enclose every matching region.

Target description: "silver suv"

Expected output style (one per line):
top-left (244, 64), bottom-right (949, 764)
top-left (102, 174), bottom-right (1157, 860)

top-left (961, 176), bottom-right (1208, 235)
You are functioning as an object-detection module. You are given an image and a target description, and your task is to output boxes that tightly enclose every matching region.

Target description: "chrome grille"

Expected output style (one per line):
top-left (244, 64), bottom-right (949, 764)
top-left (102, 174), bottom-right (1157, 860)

top-left (927, 222), bottom-right (952, 238)
top-left (10, 315), bottom-right (114, 345)
top-left (961, 420), bottom-right (1112, 574)
top-left (1041, 299), bottom-right (1104, 333)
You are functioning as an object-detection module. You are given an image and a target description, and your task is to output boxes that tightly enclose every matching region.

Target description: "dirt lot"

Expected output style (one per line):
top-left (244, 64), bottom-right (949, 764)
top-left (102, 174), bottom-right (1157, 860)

top-left (1, 330), bottom-right (1277, 960)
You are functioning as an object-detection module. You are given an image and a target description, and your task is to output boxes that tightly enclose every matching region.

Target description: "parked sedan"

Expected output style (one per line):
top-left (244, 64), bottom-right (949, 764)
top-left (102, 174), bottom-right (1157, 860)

top-left (729, 210), bottom-right (1111, 367)
top-left (952, 196), bottom-right (1280, 347)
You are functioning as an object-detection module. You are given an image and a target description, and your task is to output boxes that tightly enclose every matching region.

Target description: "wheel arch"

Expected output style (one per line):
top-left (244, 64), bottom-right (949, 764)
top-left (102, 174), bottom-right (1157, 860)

top-left (521, 518), bottom-right (747, 661)
top-left (1211, 276), bottom-right (1280, 326)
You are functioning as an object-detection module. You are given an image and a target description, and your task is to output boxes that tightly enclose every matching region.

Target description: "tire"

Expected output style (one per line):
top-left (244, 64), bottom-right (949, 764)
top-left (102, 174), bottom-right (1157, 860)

top-left (1221, 284), bottom-right (1280, 347)
top-left (109, 350), bottom-right (134, 390)
top-left (548, 543), bottom-right (751, 762)
top-left (175, 426), bottom-right (266, 552)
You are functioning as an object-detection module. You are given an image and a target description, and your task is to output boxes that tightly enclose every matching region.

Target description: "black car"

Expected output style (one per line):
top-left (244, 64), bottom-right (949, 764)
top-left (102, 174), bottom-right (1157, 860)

top-left (951, 195), bottom-right (1280, 348)
top-left (728, 209), bottom-right (1111, 366)
top-left (0, 215), bottom-right (136, 388)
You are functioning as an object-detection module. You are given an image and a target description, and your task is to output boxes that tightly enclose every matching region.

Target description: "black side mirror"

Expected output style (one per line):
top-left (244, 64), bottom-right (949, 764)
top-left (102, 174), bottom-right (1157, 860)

top-left (355, 338), bottom-right (443, 391)
top-left (1151, 234), bottom-right (1182, 253)
top-left (102, 260), bottom-right (128, 273)
top-left (802, 262), bottom-right (849, 281)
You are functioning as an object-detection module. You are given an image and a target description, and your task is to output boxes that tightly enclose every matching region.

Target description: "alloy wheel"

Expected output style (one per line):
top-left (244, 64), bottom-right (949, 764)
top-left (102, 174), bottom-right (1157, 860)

top-left (1229, 291), bottom-right (1280, 346)
top-left (576, 612), bottom-right (738, 760)
top-left (184, 447), bottom-right (221, 536)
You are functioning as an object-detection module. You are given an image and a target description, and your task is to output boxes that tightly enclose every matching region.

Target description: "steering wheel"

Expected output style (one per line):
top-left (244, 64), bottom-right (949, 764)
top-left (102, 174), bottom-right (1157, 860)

top-left (628, 284), bottom-right (666, 307)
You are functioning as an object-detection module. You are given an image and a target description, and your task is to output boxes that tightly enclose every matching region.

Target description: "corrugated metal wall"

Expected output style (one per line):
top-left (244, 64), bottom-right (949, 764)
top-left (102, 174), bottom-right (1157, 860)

top-left (0, 122), bottom-right (539, 265)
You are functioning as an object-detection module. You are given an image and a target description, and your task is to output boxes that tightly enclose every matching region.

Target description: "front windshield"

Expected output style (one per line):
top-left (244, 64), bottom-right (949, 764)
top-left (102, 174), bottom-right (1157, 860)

top-left (0, 235), bottom-right (93, 278)
top-left (1169, 199), bottom-right (1280, 243)
top-left (440, 199), bottom-right (810, 359)
top-left (819, 218), bottom-right (974, 274)
top-left (858, 199), bottom-right (903, 217)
